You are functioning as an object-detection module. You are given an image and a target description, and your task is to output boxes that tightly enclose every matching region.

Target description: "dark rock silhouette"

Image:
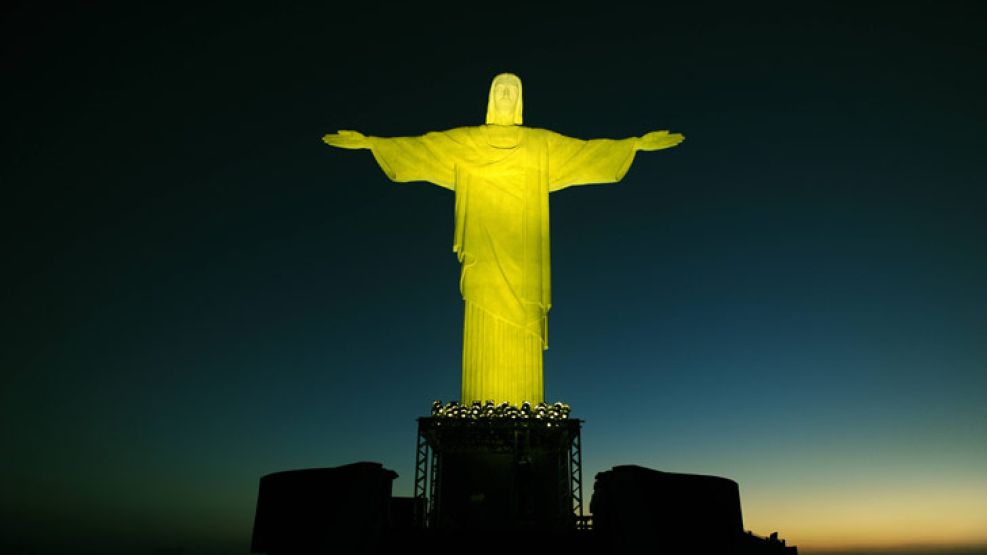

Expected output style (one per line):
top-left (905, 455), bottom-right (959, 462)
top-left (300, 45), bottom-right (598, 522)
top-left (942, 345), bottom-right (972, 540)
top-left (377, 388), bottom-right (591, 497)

top-left (250, 462), bottom-right (397, 555)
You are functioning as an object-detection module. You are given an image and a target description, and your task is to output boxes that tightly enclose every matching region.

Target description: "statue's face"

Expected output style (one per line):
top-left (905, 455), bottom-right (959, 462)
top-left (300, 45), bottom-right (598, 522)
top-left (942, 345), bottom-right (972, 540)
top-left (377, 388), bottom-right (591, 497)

top-left (493, 81), bottom-right (519, 115)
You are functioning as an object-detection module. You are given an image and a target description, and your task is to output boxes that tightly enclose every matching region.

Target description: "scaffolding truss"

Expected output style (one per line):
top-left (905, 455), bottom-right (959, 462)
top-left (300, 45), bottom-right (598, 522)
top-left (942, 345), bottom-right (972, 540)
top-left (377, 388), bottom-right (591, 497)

top-left (413, 417), bottom-right (584, 530)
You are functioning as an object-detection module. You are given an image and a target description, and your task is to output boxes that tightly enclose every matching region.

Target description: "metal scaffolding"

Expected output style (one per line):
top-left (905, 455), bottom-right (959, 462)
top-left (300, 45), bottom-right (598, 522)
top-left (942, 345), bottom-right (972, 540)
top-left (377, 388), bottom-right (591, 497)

top-left (413, 429), bottom-right (430, 528)
top-left (413, 417), bottom-right (584, 530)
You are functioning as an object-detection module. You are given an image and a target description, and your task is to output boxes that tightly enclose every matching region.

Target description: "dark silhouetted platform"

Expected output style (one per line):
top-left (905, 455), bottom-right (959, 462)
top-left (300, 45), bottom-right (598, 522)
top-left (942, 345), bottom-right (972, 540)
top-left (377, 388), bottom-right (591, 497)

top-left (414, 415), bottom-right (584, 531)
top-left (250, 423), bottom-right (796, 554)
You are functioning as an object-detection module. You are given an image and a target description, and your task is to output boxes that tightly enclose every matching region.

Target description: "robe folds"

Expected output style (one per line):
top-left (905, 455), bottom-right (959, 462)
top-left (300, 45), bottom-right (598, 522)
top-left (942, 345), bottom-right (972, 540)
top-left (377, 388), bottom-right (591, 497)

top-left (368, 125), bottom-right (638, 405)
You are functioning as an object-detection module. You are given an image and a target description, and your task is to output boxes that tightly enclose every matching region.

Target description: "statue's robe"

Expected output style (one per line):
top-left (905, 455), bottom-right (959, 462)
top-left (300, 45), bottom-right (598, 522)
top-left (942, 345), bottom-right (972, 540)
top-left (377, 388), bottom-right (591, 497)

top-left (368, 125), bottom-right (639, 404)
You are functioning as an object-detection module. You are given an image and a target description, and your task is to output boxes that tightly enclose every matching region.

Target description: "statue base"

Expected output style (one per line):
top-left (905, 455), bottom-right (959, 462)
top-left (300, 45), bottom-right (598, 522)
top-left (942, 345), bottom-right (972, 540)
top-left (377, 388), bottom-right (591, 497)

top-left (414, 416), bottom-right (584, 531)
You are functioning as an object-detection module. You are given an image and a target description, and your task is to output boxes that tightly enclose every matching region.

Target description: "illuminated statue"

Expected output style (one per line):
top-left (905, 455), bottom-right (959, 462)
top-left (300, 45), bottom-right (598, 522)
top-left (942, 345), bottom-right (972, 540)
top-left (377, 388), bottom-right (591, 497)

top-left (323, 73), bottom-right (683, 405)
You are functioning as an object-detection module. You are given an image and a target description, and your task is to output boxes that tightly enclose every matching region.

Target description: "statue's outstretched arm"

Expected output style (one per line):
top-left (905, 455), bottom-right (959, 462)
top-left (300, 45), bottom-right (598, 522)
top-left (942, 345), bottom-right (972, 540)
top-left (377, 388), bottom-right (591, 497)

top-left (635, 130), bottom-right (685, 151)
top-left (322, 130), bottom-right (370, 150)
top-left (546, 129), bottom-right (685, 192)
top-left (322, 129), bottom-right (459, 190)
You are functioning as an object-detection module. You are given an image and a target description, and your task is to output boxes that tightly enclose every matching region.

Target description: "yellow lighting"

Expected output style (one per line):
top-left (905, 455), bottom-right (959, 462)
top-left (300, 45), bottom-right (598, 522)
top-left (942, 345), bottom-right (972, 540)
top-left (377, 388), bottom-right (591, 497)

top-left (323, 73), bottom-right (683, 405)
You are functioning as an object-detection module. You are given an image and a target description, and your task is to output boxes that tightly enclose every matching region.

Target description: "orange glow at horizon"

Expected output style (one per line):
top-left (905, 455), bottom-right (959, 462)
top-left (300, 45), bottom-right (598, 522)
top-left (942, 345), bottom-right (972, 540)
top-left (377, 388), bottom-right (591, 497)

top-left (743, 482), bottom-right (987, 550)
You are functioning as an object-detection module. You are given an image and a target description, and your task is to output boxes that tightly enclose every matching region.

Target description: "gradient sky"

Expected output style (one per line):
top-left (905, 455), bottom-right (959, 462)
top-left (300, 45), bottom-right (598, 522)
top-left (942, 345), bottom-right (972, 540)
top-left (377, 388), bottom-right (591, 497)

top-left (3, 2), bottom-right (986, 554)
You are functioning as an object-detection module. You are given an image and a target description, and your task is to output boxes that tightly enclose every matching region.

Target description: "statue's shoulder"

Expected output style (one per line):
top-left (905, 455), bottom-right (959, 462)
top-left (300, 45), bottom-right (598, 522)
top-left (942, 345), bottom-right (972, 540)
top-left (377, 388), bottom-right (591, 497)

top-left (462, 125), bottom-right (554, 136)
top-left (454, 124), bottom-right (530, 142)
top-left (433, 126), bottom-right (485, 144)
top-left (520, 126), bottom-right (563, 141)
top-left (449, 126), bottom-right (561, 149)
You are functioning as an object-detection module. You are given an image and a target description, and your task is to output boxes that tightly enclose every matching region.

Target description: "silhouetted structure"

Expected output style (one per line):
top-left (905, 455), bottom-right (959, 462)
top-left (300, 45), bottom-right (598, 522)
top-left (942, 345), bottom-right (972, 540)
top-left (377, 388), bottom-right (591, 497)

top-left (415, 416), bottom-right (583, 531)
top-left (740, 530), bottom-right (799, 554)
top-left (591, 465), bottom-right (796, 554)
top-left (388, 496), bottom-right (424, 532)
top-left (250, 460), bottom-right (796, 555)
top-left (250, 462), bottom-right (397, 555)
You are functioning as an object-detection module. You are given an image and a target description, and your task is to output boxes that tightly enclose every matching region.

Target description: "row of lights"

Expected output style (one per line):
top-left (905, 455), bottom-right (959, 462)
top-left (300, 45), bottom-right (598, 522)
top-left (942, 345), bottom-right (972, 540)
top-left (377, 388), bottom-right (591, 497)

top-left (430, 400), bottom-right (572, 421)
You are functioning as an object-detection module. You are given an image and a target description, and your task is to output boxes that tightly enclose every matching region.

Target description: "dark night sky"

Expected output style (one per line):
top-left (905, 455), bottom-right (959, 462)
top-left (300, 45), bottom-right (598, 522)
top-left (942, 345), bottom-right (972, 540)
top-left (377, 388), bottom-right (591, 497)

top-left (3, 2), bottom-right (986, 554)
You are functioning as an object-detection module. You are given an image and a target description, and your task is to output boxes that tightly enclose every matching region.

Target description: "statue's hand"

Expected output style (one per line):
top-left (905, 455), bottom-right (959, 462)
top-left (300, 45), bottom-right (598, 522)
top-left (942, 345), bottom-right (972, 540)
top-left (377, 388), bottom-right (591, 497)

top-left (322, 130), bottom-right (370, 150)
top-left (637, 130), bottom-right (685, 151)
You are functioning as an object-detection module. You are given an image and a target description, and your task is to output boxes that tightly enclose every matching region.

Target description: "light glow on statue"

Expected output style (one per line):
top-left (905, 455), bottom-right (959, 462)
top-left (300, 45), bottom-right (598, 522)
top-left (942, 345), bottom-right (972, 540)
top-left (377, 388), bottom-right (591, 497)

top-left (323, 73), bottom-right (684, 405)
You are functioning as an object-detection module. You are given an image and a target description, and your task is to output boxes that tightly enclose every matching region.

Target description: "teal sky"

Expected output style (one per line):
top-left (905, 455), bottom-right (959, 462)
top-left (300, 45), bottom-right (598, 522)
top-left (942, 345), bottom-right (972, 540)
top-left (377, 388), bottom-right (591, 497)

top-left (3, 2), bottom-right (986, 553)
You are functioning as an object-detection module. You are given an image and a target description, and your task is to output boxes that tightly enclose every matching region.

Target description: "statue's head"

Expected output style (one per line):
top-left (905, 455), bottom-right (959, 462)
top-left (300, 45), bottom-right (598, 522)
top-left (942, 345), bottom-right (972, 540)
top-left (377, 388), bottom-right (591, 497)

top-left (486, 73), bottom-right (523, 126)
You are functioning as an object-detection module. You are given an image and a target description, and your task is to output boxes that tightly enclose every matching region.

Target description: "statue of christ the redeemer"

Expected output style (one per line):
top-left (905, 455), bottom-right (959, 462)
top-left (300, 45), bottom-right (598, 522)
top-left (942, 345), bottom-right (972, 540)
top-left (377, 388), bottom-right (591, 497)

top-left (323, 73), bottom-right (683, 406)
